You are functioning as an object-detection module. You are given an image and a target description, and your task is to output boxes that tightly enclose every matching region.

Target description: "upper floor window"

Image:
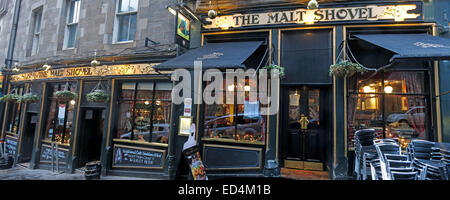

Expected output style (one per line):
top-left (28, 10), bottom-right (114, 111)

top-left (64, 0), bottom-right (80, 49)
top-left (31, 8), bottom-right (43, 56)
top-left (114, 0), bottom-right (138, 42)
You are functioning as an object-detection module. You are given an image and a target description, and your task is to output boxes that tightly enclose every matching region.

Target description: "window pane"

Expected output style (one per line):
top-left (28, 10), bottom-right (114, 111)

top-left (116, 101), bottom-right (134, 139)
top-left (152, 99), bottom-right (171, 144)
top-left (204, 83), bottom-right (235, 140)
top-left (121, 82), bottom-right (136, 99)
top-left (348, 94), bottom-right (383, 150)
top-left (349, 72), bottom-right (382, 94)
top-left (32, 35), bottom-right (39, 55)
top-left (67, 24), bottom-right (77, 48)
top-left (118, 0), bottom-right (130, 12)
top-left (44, 99), bottom-right (58, 141)
top-left (128, 13), bottom-right (137, 41)
top-left (385, 95), bottom-right (428, 142)
top-left (34, 11), bottom-right (42, 33)
top-left (129, 0), bottom-right (138, 12)
top-left (117, 14), bottom-right (130, 42)
top-left (119, 0), bottom-right (138, 12)
top-left (136, 82), bottom-right (153, 99)
top-left (132, 101), bottom-right (152, 142)
top-left (384, 71), bottom-right (425, 94)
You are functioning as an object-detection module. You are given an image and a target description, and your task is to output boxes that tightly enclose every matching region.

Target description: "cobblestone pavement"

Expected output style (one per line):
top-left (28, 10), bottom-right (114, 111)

top-left (0, 165), bottom-right (154, 180)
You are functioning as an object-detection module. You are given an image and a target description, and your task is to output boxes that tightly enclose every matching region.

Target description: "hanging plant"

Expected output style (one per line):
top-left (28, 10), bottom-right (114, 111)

top-left (86, 81), bottom-right (109, 103)
top-left (54, 90), bottom-right (78, 103)
top-left (0, 93), bottom-right (20, 103)
top-left (329, 60), bottom-right (367, 78)
top-left (18, 93), bottom-right (40, 104)
top-left (263, 64), bottom-right (285, 78)
top-left (86, 89), bottom-right (109, 103)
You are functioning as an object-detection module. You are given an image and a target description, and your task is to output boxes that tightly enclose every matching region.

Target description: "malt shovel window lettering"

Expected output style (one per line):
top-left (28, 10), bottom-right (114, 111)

top-left (113, 145), bottom-right (165, 168)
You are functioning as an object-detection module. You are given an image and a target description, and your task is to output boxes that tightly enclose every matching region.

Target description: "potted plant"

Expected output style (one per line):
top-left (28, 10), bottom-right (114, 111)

top-left (18, 93), bottom-right (40, 104)
top-left (0, 93), bottom-right (20, 103)
top-left (263, 64), bottom-right (285, 78)
top-left (86, 89), bottom-right (109, 103)
top-left (54, 90), bottom-right (78, 103)
top-left (329, 60), bottom-right (366, 78)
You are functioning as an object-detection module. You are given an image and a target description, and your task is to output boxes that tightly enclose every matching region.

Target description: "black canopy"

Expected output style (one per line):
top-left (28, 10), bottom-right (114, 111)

top-left (155, 41), bottom-right (264, 70)
top-left (354, 34), bottom-right (450, 61)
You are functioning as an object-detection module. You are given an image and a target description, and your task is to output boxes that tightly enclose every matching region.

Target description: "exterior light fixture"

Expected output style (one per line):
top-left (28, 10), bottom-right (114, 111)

top-left (91, 51), bottom-right (100, 67)
top-left (208, 1), bottom-right (217, 19)
top-left (307, 0), bottom-right (319, 9)
top-left (384, 86), bottom-right (393, 93)
top-left (12, 63), bottom-right (20, 72)
top-left (42, 64), bottom-right (51, 71)
top-left (70, 100), bottom-right (76, 105)
top-left (208, 9), bottom-right (217, 19)
top-left (167, 6), bottom-right (176, 16)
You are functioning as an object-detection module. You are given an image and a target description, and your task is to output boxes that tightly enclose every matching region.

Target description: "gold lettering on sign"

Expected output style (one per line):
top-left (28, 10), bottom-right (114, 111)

top-left (10, 63), bottom-right (165, 82)
top-left (204, 4), bottom-right (421, 29)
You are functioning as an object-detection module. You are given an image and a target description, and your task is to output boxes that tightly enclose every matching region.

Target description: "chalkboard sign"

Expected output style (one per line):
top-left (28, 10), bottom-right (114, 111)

top-left (40, 144), bottom-right (68, 164)
top-left (5, 137), bottom-right (18, 156)
top-left (113, 144), bottom-right (166, 169)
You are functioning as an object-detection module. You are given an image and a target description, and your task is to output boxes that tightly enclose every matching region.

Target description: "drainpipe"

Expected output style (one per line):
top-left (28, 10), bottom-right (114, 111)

top-left (0, 0), bottom-right (21, 138)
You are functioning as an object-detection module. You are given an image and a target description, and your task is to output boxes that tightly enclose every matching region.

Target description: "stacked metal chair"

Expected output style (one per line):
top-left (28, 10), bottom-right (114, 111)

top-left (373, 140), bottom-right (402, 180)
top-left (353, 129), bottom-right (376, 180)
top-left (438, 144), bottom-right (450, 180)
top-left (407, 140), bottom-right (445, 180)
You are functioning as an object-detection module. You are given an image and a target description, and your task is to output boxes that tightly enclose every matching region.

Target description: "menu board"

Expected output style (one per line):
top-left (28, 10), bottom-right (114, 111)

top-left (40, 144), bottom-right (68, 164)
top-left (5, 137), bottom-right (18, 156)
top-left (113, 144), bottom-right (166, 169)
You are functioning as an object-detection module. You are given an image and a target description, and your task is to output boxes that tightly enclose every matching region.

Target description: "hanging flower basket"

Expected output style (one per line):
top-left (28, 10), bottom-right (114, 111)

top-left (329, 60), bottom-right (367, 78)
top-left (54, 90), bottom-right (78, 103)
top-left (18, 93), bottom-right (40, 104)
top-left (0, 93), bottom-right (20, 103)
top-left (86, 89), bottom-right (109, 103)
top-left (263, 64), bottom-right (285, 78)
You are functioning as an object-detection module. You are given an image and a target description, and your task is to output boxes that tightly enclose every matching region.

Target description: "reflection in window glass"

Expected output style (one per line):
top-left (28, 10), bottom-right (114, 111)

top-left (203, 78), bottom-right (266, 144)
top-left (5, 86), bottom-right (25, 135)
top-left (44, 83), bottom-right (77, 145)
top-left (116, 82), bottom-right (172, 144)
top-left (348, 71), bottom-right (429, 150)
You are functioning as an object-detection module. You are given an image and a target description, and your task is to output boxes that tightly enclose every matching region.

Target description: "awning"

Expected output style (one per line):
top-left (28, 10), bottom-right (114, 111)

top-left (154, 41), bottom-right (263, 70)
top-left (354, 34), bottom-right (450, 61)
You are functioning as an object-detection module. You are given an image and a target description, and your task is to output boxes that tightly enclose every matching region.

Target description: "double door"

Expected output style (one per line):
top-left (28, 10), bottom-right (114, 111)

top-left (283, 86), bottom-right (327, 170)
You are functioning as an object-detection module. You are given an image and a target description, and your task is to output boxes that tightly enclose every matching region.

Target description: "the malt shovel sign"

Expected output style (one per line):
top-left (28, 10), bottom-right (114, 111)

top-left (204, 3), bottom-right (422, 29)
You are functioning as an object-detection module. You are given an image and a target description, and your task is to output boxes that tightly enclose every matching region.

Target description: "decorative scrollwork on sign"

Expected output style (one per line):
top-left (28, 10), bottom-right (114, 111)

top-left (10, 63), bottom-right (164, 82)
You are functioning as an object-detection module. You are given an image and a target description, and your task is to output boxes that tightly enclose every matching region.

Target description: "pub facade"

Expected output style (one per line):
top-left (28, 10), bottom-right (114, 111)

top-left (0, 0), bottom-right (449, 180)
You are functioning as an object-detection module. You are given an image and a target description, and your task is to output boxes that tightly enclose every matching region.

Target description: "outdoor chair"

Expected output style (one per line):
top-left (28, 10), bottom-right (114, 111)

top-left (390, 171), bottom-right (418, 180)
top-left (354, 129), bottom-right (376, 180)
top-left (375, 143), bottom-right (401, 180)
